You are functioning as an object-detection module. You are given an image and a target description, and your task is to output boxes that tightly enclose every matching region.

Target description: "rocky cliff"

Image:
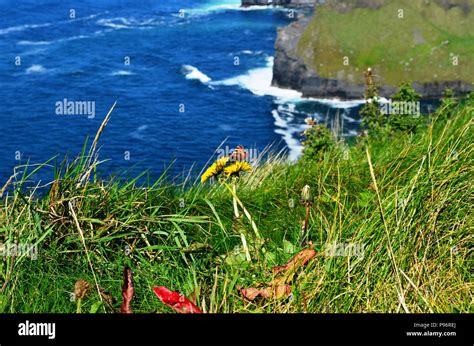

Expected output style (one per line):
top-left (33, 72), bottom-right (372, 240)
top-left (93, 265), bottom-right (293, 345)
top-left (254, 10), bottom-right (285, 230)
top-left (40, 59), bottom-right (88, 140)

top-left (271, 0), bottom-right (474, 99)
top-left (242, 0), bottom-right (317, 7)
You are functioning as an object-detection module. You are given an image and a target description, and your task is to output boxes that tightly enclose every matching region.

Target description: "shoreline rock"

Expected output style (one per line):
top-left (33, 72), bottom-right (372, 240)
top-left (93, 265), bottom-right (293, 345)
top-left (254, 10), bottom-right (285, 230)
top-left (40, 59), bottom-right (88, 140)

top-left (241, 0), bottom-right (317, 8)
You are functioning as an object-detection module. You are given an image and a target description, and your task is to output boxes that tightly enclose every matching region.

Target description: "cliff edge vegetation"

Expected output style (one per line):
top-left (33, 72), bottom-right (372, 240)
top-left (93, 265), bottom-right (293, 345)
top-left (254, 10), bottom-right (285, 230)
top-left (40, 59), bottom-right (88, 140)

top-left (0, 93), bottom-right (472, 313)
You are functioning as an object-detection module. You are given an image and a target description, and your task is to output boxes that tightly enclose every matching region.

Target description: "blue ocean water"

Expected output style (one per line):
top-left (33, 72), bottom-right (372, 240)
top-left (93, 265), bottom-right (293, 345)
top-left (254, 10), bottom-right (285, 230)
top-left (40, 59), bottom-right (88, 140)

top-left (0, 0), bottom-right (364, 184)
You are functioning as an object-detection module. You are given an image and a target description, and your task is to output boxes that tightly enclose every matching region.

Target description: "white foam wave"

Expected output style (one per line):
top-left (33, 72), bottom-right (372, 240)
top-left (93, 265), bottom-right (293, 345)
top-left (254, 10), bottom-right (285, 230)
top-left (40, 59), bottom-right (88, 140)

top-left (271, 110), bottom-right (304, 161)
top-left (342, 113), bottom-right (361, 123)
top-left (0, 13), bottom-right (104, 36)
top-left (26, 64), bottom-right (46, 74)
top-left (272, 109), bottom-right (288, 128)
top-left (0, 22), bottom-right (52, 35)
top-left (61, 34), bottom-right (91, 42)
top-left (214, 55), bottom-right (366, 108)
top-left (96, 17), bottom-right (165, 30)
top-left (213, 57), bottom-right (302, 102)
top-left (182, 65), bottom-right (212, 84)
top-left (309, 98), bottom-right (366, 109)
top-left (277, 103), bottom-right (314, 116)
top-left (230, 50), bottom-right (264, 56)
top-left (203, 4), bottom-right (274, 12)
top-left (96, 18), bottom-right (130, 29)
top-left (211, 56), bottom-right (367, 113)
top-left (184, 0), bottom-right (279, 16)
top-left (17, 31), bottom-right (104, 48)
top-left (200, 3), bottom-right (241, 12)
top-left (17, 40), bottom-right (51, 46)
top-left (72, 13), bottom-right (104, 22)
top-left (111, 70), bottom-right (135, 76)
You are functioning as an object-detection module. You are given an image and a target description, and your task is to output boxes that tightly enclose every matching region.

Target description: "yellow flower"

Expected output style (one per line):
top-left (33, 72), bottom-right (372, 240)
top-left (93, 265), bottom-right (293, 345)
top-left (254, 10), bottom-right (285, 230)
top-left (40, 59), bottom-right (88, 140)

top-left (223, 161), bottom-right (252, 177)
top-left (201, 157), bottom-right (229, 183)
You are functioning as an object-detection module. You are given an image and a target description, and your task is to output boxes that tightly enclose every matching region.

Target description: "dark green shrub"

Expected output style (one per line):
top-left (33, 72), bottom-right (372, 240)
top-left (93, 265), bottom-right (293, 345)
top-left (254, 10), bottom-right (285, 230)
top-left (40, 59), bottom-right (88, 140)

top-left (301, 120), bottom-right (334, 161)
top-left (386, 83), bottom-right (423, 133)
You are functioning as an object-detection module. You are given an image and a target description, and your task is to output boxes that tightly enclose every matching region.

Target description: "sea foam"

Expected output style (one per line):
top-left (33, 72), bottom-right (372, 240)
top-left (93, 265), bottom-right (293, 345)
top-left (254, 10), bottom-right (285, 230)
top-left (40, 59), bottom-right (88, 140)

top-left (272, 109), bottom-right (304, 162)
top-left (111, 70), bottom-right (135, 76)
top-left (17, 40), bottom-right (51, 46)
top-left (0, 13), bottom-right (103, 36)
top-left (213, 57), bottom-right (302, 102)
top-left (185, 0), bottom-right (280, 17)
top-left (26, 64), bottom-right (47, 74)
top-left (182, 65), bottom-right (212, 84)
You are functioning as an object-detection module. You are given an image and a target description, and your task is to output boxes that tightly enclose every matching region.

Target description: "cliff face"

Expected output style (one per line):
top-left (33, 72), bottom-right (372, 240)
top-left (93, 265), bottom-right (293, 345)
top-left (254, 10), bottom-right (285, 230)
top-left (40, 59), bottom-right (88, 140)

top-left (272, 18), bottom-right (473, 99)
top-left (271, 0), bottom-right (474, 99)
top-left (272, 15), bottom-right (388, 99)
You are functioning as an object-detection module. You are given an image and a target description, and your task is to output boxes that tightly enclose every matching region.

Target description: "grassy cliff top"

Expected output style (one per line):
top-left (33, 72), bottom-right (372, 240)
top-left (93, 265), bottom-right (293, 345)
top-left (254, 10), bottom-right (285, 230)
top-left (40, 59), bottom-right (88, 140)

top-left (0, 97), bottom-right (472, 313)
top-left (297, 0), bottom-right (474, 86)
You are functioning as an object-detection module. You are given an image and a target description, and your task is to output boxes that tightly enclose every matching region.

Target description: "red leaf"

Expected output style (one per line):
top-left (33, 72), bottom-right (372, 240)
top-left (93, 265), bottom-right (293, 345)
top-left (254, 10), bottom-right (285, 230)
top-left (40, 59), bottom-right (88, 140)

top-left (120, 266), bottom-right (134, 313)
top-left (153, 286), bottom-right (202, 314)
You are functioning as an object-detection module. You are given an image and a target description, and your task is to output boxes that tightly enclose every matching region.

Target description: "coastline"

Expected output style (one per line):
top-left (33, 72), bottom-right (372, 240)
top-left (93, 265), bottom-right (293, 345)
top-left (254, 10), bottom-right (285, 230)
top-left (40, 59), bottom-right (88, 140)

top-left (241, 0), bottom-right (317, 8)
top-left (242, 0), bottom-right (474, 99)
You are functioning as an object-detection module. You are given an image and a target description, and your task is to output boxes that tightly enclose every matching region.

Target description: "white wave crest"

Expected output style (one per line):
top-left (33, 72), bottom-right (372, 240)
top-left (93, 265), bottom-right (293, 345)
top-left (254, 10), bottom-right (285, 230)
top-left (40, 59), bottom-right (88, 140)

top-left (309, 98), bottom-right (366, 109)
top-left (272, 110), bottom-right (304, 161)
top-left (17, 31), bottom-right (105, 48)
top-left (211, 56), bottom-right (369, 111)
top-left (229, 50), bottom-right (264, 56)
top-left (96, 17), bottom-right (165, 30)
top-left (184, 0), bottom-right (279, 17)
top-left (342, 113), bottom-right (361, 124)
top-left (182, 65), bottom-right (212, 84)
top-left (212, 57), bottom-right (302, 102)
top-left (17, 40), bottom-right (51, 46)
top-left (0, 22), bottom-right (52, 35)
top-left (0, 13), bottom-right (104, 36)
top-left (96, 18), bottom-right (130, 29)
top-left (26, 64), bottom-right (47, 74)
top-left (202, 4), bottom-right (274, 12)
top-left (111, 70), bottom-right (135, 76)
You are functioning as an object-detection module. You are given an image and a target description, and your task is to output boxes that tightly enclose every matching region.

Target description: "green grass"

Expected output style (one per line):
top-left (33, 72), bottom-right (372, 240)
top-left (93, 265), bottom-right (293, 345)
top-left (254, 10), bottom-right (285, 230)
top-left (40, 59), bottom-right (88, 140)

top-left (0, 100), bottom-right (472, 313)
top-left (297, 0), bottom-right (474, 86)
